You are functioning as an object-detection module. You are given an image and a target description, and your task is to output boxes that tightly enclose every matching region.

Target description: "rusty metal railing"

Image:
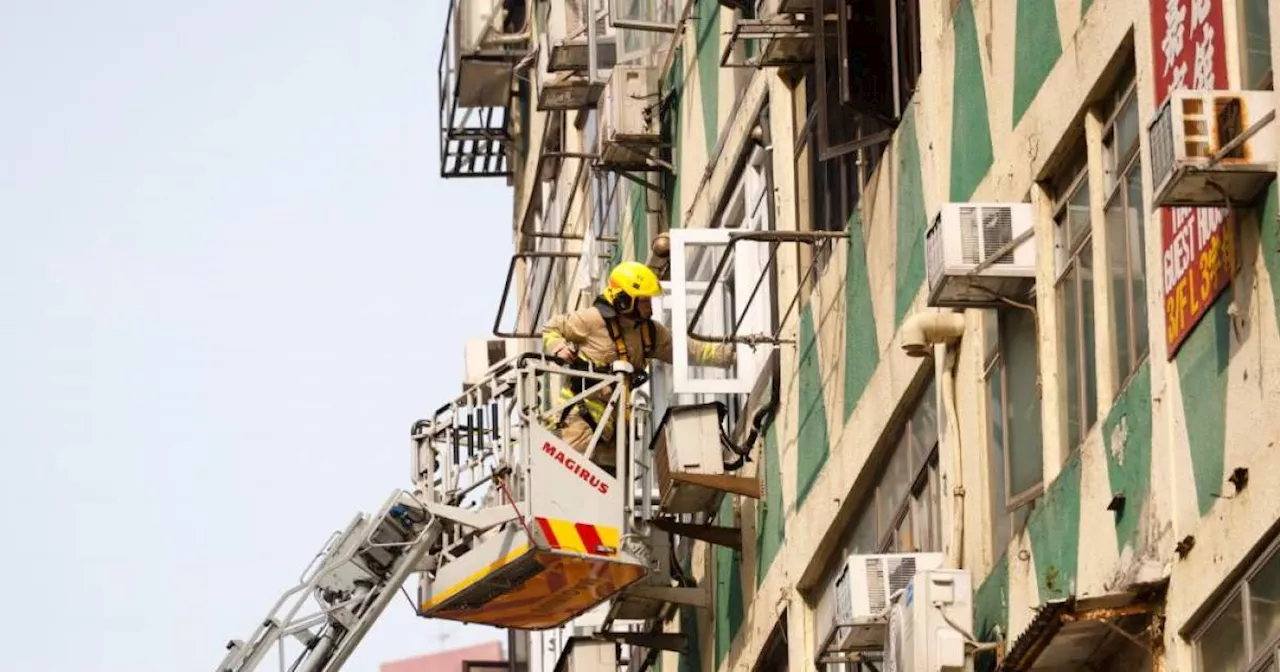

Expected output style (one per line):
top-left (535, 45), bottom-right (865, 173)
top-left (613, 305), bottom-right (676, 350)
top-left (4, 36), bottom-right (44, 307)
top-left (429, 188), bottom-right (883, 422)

top-left (493, 250), bottom-right (614, 338)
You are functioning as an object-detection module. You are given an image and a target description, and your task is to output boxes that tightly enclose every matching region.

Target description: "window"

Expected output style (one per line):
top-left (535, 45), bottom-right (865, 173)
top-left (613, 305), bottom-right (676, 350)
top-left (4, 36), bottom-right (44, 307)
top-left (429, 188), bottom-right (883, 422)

top-left (1100, 66), bottom-right (1148, 391)
top-left (846, 380), bottom-right (942, 555)
top-left (795, 0), bottom-right (918, 233)
top-left (753, 616), bottom-right (789, 672)
top-left (795, 71), bottom-right (887, 234)
top-left (653, 143), bottom-right (776, 412)
top-left (1194, 537), bottom-right (1280, 671)
top-left (1053, 152), bottom-right (1098, 451)
top-left (1241, 0), bottom-right (1274, 90)
top-left (813, 0), bottom-right (922, 137)
top-left (817, 381), bottom-right (941, 672)
top-left (984, 305), bottom-right (1042, 554)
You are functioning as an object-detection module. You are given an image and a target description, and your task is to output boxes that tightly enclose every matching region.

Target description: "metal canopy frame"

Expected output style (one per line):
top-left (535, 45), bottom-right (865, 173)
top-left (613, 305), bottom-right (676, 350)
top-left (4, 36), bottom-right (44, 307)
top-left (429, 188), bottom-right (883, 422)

top-left (686, 230), bottom-right (848, 346)
top-left (720, 16), bottom-right (816, 68)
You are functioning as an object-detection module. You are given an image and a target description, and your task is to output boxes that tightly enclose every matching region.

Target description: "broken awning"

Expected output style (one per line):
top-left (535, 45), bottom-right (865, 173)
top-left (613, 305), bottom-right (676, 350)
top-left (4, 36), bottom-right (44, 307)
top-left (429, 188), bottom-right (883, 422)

top-left (995, 584), bottom-right (1167, 671)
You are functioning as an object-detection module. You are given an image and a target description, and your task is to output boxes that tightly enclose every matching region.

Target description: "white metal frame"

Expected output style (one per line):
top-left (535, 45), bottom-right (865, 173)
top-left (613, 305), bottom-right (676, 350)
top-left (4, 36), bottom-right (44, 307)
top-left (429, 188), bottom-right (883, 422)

top-left (666, 146), bottom-right (774, 396)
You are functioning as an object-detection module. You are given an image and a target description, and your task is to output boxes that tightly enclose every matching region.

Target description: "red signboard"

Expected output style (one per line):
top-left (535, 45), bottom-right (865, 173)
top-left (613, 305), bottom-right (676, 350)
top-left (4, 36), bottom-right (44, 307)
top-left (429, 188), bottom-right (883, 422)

top-left (1150, 0), bottom-right (1233, 358)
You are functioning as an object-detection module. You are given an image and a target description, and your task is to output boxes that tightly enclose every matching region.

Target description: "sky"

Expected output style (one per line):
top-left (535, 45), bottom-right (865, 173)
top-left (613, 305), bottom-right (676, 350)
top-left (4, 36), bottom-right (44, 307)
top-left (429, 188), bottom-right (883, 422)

top-left (0, 1), bottom-right (516, 670)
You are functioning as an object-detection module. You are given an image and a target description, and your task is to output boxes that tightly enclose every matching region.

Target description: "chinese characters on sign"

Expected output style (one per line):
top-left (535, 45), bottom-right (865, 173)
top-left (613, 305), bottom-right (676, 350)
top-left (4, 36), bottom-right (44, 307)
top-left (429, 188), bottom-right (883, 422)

top-left (1150, 0), bottom-right (1232, 358)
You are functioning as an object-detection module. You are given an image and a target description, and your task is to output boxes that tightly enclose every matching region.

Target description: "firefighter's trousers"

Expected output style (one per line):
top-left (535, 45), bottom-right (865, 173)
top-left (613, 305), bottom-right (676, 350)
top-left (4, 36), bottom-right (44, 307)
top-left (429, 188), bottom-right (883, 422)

top-left (556, 414), bottom-right (618, 475)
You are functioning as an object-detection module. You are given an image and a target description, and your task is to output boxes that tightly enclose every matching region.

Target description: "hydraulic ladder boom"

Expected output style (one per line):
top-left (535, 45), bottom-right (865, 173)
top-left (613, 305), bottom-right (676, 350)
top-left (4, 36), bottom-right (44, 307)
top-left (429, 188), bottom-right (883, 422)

top-left (215, 353), bottom-right (672, 669)
top-left (215, 490), bottom-right (442, 672)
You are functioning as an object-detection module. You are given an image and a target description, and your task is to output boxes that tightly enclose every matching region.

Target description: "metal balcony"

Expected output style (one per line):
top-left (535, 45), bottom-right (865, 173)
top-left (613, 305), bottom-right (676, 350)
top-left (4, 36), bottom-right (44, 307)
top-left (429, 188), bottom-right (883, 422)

top-left (438, 0), bottom-right (531, 178)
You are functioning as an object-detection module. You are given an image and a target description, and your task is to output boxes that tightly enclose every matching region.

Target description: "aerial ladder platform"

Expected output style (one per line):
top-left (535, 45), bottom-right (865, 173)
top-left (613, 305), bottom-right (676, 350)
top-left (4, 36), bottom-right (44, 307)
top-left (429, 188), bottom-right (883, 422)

top-left (214, 354), bottom-right (674, 672)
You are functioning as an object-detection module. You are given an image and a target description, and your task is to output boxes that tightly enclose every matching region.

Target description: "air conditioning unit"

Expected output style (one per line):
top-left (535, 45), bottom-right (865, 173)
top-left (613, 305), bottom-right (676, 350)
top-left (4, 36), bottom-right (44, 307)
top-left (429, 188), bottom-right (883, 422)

top-left (561, 638), bottom-right (619, 672)
top-left (1148, 89), bottom-right (1277, 208)
top-left (652, 403), bottom-right (731, 514)
top-left (463, 337), bottom-right (532, 391)
top-left (453, 0), bottom-right (520, 108)
top-left (815, 552), bottom-right (945, 656)
top-left (925, 203), bottom-right (1036, 308)
top-left (546, 0), bottom-right (618, 72)
top-left (888, 568), bottom-right (974, 672)
top-left (598, 65), bottom-right (660, 169)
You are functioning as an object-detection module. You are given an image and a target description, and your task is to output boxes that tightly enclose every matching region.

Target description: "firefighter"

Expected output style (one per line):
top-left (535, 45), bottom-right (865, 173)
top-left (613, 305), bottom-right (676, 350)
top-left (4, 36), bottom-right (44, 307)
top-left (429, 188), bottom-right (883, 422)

top-left (541, 261), bottom-right (735, 472)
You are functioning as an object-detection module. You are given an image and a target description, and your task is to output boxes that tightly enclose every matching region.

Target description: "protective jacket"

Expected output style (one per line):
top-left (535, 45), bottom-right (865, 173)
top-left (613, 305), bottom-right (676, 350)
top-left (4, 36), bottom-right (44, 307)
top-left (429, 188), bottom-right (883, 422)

top-left (542, 297), bottom-right (735, 430)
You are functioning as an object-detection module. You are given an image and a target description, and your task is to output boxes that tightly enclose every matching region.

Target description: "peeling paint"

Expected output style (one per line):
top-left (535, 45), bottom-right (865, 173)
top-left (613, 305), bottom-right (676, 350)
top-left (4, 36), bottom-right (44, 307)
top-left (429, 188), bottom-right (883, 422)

top-left (1109, 416), bottom-right (1128, 467)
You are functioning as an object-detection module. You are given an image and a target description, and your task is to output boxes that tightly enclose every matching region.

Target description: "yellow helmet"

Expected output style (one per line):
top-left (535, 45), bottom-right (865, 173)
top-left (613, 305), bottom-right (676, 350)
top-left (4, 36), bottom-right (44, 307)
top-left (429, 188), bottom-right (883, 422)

top-left (603, 261), bottom-right (662, 305)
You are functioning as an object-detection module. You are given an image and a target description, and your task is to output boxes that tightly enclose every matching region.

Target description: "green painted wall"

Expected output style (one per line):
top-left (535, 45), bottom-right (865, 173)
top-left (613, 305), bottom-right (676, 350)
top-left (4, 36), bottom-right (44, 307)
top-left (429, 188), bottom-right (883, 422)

top-left (756, 422), bottom-right (785, 587)
top-left (1082, 0), bottom-right (1094, 15)
top-left (973, 555), bottom-right (1010, 672)
top-left (694, 0), bottom-right (720, 157)
top-left (845, 210), bottom-right (880, 417)
top-left (893, 109), bottom-right (928, 327)
top-left (1176, 293), bottom-right (1233, 516)
top-left (949, 0), bottom-right (994, 201)
top-left (796, 304), bottom-right (831, 505)
top-left (664, 46), bottom-right (684, 229)
top-left (714, 498), bottom-right (744, 669)
top-left (1102, 361), bottom-right (1153, 551)
top-left (1259, 186), bottom-right (1280, 332)
top-left (1026, 451), bottom-right (1083, 602)
top-left (1012, 0), bottom-right (1063, 126)
top-left (630, 184), bottom-right (647, 262)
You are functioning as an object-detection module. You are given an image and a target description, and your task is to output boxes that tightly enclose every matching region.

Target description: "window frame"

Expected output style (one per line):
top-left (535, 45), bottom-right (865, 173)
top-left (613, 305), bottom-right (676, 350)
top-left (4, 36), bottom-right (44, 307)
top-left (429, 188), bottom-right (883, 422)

top-left (794, 68), bottom-right (886, 235)
top-left (659, 144), bottom-right (777, 398)
top-left (1099, 72), bottom-right (1149, 393)
top-left (867, 381), bottom-right (942, 554)
top-left (983, 304), bottom-right (1043, 554)
top-left (812, 0), bottom-right (922, 140)
top-left (1052, 156), bottom-right (1097, 451)
top-left (1238, 0), bottom-right (1274, 91)
top-left (816, 379), bottom-right (942, 672)
top-left (1193, 535), bottom-right (1280, 672)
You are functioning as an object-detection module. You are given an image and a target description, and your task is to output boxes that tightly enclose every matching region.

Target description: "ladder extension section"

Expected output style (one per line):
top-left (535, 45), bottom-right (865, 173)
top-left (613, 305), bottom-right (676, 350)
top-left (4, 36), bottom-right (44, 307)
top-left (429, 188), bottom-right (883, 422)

top-left (215, 355), bottom-right (678, 671)
top-left (215, 491), bottom-right (441, 672)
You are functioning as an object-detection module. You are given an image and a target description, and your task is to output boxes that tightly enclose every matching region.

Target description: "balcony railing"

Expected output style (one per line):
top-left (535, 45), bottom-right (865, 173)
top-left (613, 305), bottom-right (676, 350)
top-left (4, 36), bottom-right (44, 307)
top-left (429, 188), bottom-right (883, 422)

top-left (438, 0), bottom-right (531, 178)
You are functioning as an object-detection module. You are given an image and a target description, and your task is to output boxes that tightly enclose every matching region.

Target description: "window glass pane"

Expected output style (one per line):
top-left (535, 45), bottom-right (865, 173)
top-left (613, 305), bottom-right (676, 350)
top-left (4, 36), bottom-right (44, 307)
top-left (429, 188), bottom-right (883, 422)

top-left (911, 381), bottom-right (938, 468)
top-left (1081, 239), bottom-right (1098, 430)
top-left (879, 433), bottom-right (913, 538)
top-left (1251, 552), bottom-right (1280, 653)
top-left (1243, 0), bottom-right (1273, 88)
top-left (987, 364), bottom-right (1010, 553)
top-left (1106, 188), bottom-right (1133, 380)
top-left (893, 506), bottom-right (914, 552)
top-left (983, 309), bottom-right (1000, 363)
top-left (1058, 268), bottom-right (1083, 448)
top-left (1114, 94), bottom-right (1139, 166)
top-left (914, 485), bottom-right (933, 553)
top-left (1066, 178), bottom-right (1092, 250)
top-left (1128, 167), bottom-right (1148, 364)
top-left (1003, 308), bottom-right (1043, 497)
top-left (849, 507), bottom-right (879, 554)
top-left (1199, 595), bottom-right (1247, 672)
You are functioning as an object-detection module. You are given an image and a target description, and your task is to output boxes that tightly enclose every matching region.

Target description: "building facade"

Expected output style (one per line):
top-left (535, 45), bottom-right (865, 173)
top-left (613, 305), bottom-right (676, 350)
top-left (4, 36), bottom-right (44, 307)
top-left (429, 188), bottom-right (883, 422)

top-left (439, 0), bottom-right (1279, 670)
top-left (381, 641), bottom-right (507, 672)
